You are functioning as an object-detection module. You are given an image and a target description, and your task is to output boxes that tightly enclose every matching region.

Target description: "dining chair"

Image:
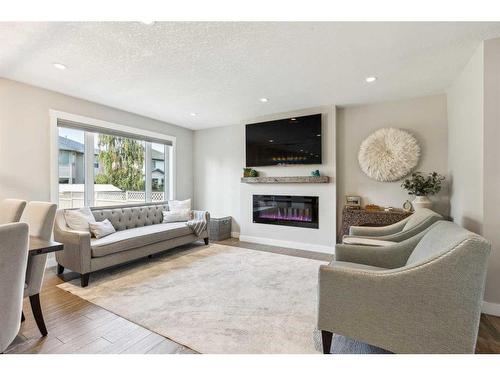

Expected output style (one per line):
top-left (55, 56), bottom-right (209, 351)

top-left (0, 199), bottom-right (27, 224)
top-left (0, 223), bottom-right (29, 353)
top-left (20, 201), bottom-right (57, 336)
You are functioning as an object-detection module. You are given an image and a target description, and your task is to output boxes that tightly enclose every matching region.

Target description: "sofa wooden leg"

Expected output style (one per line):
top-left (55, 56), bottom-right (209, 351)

top-left (81, 273), bottom-right (90, 288)
top-left (204, 237), bottom-right (209, 245)
top-left (29, 294), bottom-right (48, 336)
top-left (321, 330), bottom-right (333, 354)
top-left (57, 264), bottom-right (64, 275)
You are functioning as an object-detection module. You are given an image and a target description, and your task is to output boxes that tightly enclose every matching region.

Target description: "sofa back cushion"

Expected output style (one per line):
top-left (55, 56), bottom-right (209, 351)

top-left (402, 208), bottom-right (442, 231)
top-left (91, 203), bottom-right (167, 231)
top-left (405, 221), bottom-right (481, 266)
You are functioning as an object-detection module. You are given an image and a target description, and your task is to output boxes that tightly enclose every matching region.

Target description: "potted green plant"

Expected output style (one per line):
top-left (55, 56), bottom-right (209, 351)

top-left (401, 172), bottom-right (445, 210)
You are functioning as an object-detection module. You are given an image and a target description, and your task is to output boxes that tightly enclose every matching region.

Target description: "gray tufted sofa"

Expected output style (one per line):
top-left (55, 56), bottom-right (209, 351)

top-left (54, 202), bottom-right (210, 287)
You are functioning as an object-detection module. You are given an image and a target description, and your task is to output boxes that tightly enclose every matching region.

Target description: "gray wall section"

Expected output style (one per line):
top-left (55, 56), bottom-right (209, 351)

top-left (0, 78), bottom-right (193, 202)
top-left (447, 44), bottom-right (484, 235)
top-left (483, 38), bottom-right (500, 305)
top-left (336, 94), bottom-right (450, 233)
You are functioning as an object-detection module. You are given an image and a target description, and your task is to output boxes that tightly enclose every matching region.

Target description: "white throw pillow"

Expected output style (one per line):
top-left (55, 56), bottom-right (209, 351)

top-left (168, 199), bottom-right (191, 211)
top-left (64, 207), bottom-right (96, 232)
top-left (89, 219), bottom-right (116, 239)
top-left (162, 209), bottom-right (191, 223)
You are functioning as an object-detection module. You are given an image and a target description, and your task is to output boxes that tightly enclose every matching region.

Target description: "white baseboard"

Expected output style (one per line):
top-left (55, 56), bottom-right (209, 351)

top-left (482, 301), bottom-right (500, 317)
top-left (239, 234), bottom-right (334, 254)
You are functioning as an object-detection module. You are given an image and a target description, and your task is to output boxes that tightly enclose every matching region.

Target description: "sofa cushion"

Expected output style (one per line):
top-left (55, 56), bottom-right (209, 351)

top-left (91, 204), bottom-right (168, 231)
top-left (330, 260), bottom-right (387, 271)
top-left (91, 222), bottom-right (192, 258)
top-left (405, 221), bottom-right (478, 266)
top-left (402, 208), bottom-right (441, 231)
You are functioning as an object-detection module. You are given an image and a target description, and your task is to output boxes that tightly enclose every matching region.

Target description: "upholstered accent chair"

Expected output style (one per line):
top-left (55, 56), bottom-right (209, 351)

top-left (343, 208), bottom-right (442, 243)
top-left (0, 199), bottom-right (27, 224)
top-left (20, 201), bottom-right (57, 336)
top-left (0, 223), bottom-right (29, 353)
top-left (318, 221), bottom-right (490, 354)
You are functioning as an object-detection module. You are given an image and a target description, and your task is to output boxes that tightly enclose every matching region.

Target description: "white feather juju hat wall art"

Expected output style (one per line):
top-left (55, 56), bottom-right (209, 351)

top-left (358, 128), bottom-right (420, 182)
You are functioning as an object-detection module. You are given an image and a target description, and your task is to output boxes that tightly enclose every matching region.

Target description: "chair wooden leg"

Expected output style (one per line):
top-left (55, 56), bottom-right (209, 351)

top-left (57, 264), bottom-right (64, 275)
top-left (204, 237), bottom-right (209, 245)
top-left (321, 330), bottom-right (333, 354)
top-left (29, 294), bottom-right (47, 336)
top-left (21, 311), bottom-right (25, 322)
top-left (81, 273), bottom-right (90, 287)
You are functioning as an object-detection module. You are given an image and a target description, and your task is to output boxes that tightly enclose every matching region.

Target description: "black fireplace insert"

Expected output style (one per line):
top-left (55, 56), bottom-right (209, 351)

top-left (253, 195), bottom-right (319, 229)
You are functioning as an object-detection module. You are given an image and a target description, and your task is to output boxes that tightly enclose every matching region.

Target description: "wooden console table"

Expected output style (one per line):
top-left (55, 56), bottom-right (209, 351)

top-left (339, 207), bottom-right (412, 240)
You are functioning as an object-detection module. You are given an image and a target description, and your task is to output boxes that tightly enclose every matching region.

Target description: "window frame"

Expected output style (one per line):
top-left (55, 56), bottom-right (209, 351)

top-left (50, 110), bottom-right (176, 207)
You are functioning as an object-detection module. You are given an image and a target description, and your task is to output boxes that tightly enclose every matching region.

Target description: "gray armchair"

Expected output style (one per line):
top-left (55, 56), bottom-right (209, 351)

top-left (0, 198), bottom-right (27, 224)
top-left (0, 223), bottom-right (29, 353)
top-left (20, 201), bottom-right (57, 336)
top-left (318, 221), bottom-right (490, 354)
top-left (343, 208), bottom-right (442, 243)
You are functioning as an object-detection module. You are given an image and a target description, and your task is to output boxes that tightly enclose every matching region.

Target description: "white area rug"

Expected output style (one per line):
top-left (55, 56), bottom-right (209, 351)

top-left (58, 243), bottom-right (326, 354)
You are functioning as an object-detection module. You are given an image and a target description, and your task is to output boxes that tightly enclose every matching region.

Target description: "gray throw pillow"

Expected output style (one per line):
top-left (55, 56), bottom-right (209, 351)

top-left (89, 219), bottom-right (116, 239)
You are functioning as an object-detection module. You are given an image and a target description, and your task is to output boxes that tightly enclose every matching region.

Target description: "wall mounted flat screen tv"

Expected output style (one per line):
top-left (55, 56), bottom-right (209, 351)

top-left (246, 113), bottom-right (322, 167)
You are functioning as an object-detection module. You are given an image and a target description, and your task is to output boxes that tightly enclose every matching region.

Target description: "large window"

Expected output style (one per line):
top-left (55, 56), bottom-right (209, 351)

top-left (54, 114), bottom-right (174, 208)
top-left (58, 127), bottom-right (86, 208)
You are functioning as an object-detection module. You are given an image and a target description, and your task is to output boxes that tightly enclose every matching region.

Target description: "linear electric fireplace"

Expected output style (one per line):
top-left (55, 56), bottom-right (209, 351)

top-left (253, 195), bottom-right (319, 229)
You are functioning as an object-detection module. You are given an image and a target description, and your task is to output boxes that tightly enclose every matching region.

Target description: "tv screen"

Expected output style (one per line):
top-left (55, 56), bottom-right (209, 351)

top-left (245, 114), bottom-right (322, 167)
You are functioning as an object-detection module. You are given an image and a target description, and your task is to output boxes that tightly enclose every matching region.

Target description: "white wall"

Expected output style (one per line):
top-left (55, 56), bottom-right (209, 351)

top-left (0, 78), bottom-right (194, 202)
top-left (447, 45), bottom-right (484, 234)
top-left (483, 38), bottom-right (500, 307)
top-left (193, 124), bottom-right (243, 234)
top-left (336, 95), bottom-right (449, 232)
top-left (194, 106), bottom-right (336, 253)
top-left (447, 38), bottom-right (500, 312)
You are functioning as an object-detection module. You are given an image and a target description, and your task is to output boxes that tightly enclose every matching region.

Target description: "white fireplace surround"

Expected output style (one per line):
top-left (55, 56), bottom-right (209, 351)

top-left (242, 107), bottom-right (335, 253)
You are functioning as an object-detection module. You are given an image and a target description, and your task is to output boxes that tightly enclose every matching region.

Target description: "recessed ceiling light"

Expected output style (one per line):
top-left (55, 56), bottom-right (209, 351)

top-left (316, 134), bottom-right (321, 137)
top-left (365, 76), bottom-right (377, 83)
top-left (259, 97), bottom-right (269, 103)
top-left (291, 118), bottom-right (296, 121)
top-left (190, 112), bottom-right (197, 117)
top-left (269, 140), bottom-right (274, 143)
top-left (53, 63), bottom-right (67, 70)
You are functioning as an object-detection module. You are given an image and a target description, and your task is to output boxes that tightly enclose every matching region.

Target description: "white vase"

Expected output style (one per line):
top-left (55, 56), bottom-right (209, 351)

top-left (412, 195), bottom-right (432, 210)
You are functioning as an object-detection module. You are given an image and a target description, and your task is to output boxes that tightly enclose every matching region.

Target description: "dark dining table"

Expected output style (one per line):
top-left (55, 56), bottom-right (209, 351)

top-left (26, 236), bottom-right (64, 336)
top-left (29, 236), bottom-right (64, 256)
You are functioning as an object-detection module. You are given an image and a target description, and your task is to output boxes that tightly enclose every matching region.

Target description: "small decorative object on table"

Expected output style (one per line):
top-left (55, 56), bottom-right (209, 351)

top-left (365, 204), bottom-right (381, 211)
top-left (401, 171), bottom-right (445, 210)
top-left (403, 200), bottom-right (413, 212)
top-left (243, 168), bottom-right (259, 177)
top-left (345, 196), bottom-right (361, 209)
top-left (311, 170), bottom-right (321, 177)
top-left (209, 216), bottom-right (232, 241)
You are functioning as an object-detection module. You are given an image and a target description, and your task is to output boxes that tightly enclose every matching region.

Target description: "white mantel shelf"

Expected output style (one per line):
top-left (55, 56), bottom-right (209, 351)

top-left (240, 176), bottom-right (330, 184)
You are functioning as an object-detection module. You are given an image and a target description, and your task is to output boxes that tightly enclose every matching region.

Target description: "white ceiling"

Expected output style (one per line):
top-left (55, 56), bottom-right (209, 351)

top-left (1, 22), bottom-right (500, 130)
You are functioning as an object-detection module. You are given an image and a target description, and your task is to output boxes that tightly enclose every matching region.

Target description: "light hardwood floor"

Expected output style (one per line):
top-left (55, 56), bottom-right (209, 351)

top-left (6, 239), bottom-right (500, 354)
